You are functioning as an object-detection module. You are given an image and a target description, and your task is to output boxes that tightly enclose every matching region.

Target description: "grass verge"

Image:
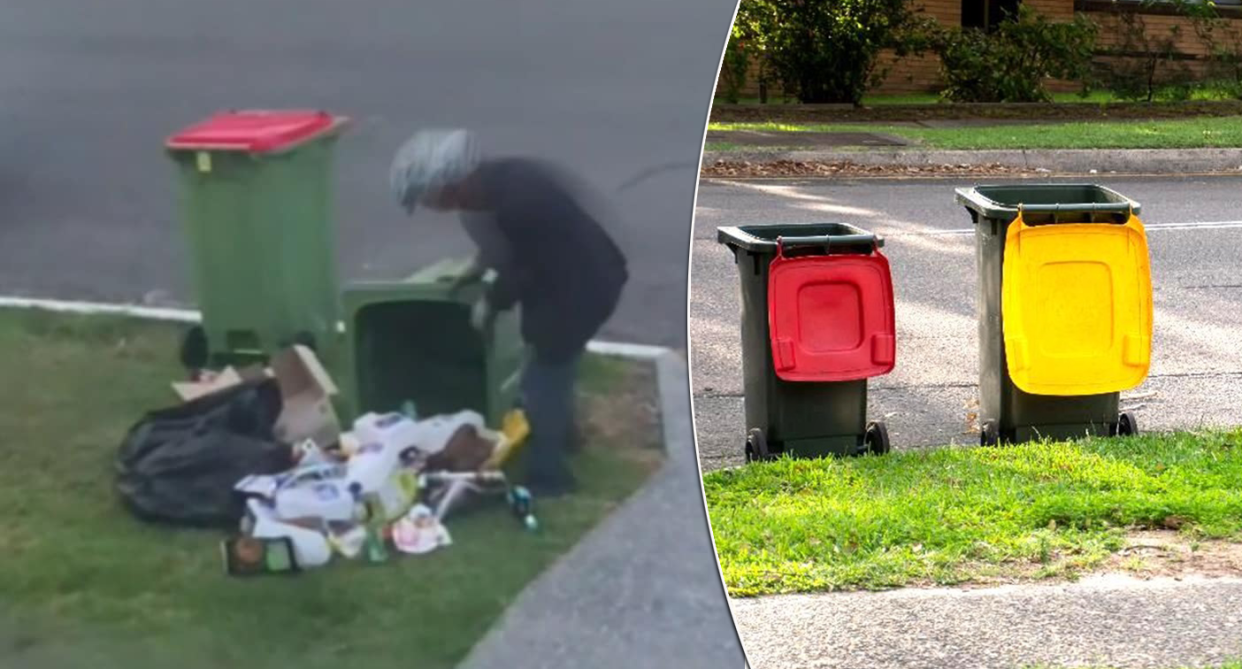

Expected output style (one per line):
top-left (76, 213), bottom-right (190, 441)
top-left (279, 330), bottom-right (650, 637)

top-left (708, 116), bottom-right (1242, 150)
top-left (0, 308), bottom-right (661, 669)
top-left (704, 430), bottom-right (1242, 597)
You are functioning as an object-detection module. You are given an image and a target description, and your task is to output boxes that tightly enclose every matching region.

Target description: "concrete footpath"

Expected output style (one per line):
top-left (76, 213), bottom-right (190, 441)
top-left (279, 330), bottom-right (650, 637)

top-left (733, 575), bottom-right (1242, 669)
top-left (460, 351), bottom-right (747, 669)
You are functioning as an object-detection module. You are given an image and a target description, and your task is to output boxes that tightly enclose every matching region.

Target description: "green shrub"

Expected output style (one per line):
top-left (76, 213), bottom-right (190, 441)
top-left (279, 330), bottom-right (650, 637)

top-left (726, 0), bottom-right (781, 103)
top-left (761, 0), bottom-right (918, 105)
top-left (909, 6), bottom-right (1098, 103)
top-left (1095, 0), bottom-right (1197, 103)
top-left (718, 37), bottom-right (750, 104)
top-left (1188, 1), bottom-right (1242, 99)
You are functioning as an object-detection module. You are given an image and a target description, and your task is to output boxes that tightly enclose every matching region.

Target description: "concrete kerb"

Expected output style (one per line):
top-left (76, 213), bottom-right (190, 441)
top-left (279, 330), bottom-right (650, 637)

top-left (703, 147), bottom-right (1242, 174)
top-left (0, 296), bottom-right (675, 360)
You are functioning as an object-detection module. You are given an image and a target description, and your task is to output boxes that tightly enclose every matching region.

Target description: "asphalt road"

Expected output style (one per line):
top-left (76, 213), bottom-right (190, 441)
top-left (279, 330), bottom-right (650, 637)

top-left (692, 175), bottom-right (1242, 471)
top-left (0, 0), bottom-right (735, 350)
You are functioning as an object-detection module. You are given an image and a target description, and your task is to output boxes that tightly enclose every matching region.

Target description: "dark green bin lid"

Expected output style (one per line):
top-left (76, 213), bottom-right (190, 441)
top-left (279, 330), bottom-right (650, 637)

top-left (955, 184), bottom-right (1141, 218)
top-left (717, 222), bottom-right (884, 253)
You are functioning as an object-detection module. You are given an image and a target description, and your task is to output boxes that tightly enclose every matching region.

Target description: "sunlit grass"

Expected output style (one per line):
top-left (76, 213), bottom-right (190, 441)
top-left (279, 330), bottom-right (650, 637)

top-left (705, 430), bottom-right (1242, 596)
top-left (707, 116), bottom-right (1242, 149)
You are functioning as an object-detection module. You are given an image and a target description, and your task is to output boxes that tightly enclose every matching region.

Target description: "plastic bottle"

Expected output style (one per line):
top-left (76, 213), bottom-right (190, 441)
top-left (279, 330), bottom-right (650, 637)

top-left (351, 483), bottom-right (389, 564)
top-left (400, 400), bottom-right (418, 420)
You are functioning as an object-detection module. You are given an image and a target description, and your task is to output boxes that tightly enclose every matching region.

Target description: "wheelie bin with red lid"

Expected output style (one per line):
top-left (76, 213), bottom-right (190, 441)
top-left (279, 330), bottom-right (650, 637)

top-left (165, 109), bottom-right (349, 373)
top-left (718, 223), bottom-right (897, 462)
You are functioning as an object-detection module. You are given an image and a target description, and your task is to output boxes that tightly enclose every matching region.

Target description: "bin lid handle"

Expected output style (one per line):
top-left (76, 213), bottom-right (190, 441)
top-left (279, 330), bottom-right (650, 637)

top-left (1016, 201), bottom-right (1134, 217)
top-left (775, 233), bottom-right (877, 258)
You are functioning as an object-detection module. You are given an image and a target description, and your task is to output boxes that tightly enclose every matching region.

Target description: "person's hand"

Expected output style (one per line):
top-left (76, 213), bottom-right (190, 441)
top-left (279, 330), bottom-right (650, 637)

top-left (441, 257), bottom-right (487, 295)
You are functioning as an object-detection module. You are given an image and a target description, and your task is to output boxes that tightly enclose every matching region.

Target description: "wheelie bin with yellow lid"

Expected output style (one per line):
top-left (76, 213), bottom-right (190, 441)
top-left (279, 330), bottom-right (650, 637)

top-left (955, 184), bottom-right (1153, 446)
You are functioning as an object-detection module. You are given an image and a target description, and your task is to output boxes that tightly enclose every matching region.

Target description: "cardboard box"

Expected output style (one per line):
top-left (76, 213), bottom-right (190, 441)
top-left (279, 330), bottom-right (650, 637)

top-left (270, 345), bottom-right (341, 449)
top-left (171, 345), bottom-right (341, 448)
top-left (173, 367), bottom-right (260, 402)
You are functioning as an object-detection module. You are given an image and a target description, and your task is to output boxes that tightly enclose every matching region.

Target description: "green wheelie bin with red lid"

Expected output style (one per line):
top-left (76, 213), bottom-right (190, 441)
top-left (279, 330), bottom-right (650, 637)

top-left (166, 109), bottom-right (349, 373)
top-left (718, 222), bottom-right (897, 462)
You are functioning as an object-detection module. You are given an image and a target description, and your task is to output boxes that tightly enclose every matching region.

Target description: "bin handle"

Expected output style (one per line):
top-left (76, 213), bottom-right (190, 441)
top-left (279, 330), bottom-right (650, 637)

top-left (1016, 202), bottom-right (1134, 216)
top-left (775, 233), bottom-right (877, 257)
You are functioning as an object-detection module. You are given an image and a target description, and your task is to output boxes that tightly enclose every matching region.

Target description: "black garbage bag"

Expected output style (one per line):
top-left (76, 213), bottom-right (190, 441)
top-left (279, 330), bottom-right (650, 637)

top-left (115, 378), bottom-right (295, 528)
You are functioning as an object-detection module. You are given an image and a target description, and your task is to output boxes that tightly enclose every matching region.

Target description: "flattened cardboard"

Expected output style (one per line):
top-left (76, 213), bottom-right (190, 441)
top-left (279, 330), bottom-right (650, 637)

top-left (172, 365), bottom-right (270, 401)
top-left (270, 345), bottom-right (341, 448)
top-left (170, 345), bottom-right (340, 448)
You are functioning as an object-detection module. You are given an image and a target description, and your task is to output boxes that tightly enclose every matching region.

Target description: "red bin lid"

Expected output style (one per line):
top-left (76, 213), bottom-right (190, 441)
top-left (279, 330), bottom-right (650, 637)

top-left (166, 110), bottom-right (340, 153)
top-left (767, 247), bottom-right (896, 382)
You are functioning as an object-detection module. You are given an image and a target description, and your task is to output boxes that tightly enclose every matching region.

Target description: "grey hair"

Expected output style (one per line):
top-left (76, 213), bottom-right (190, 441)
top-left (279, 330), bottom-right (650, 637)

top-left (389, 128), bottom-right (481, 212)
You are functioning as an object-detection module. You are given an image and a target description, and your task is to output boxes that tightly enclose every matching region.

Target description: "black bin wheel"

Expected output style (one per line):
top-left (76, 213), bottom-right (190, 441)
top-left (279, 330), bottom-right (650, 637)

top-left (745, 428), bottom-right (772, 464)
top-left (179, 325), bottom-right (209, 376)
top-left (1118, 412), bottom-right (1138, 437)
top-left (981, 420), bottom-right (1000, 447)
top-left (865, 421), bottom-right (891, 455)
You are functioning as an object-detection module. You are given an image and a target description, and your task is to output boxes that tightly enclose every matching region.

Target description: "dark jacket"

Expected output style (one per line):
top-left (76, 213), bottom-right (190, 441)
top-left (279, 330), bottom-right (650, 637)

top-left (471, 157), bottom-right (629, 363)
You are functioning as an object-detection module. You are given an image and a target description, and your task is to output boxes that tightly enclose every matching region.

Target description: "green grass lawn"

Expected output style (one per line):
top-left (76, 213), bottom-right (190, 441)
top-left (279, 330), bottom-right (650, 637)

top-left (0, 309), bottom-right (660, 669)
top-left (707, 117), bottom-right (1242, 150)
top-left (704, 430), bottom-right (1242, 597)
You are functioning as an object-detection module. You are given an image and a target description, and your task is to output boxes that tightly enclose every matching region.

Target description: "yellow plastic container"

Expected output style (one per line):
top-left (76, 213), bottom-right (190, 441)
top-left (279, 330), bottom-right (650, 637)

top-left (1001, 212), bottom-right (1153, 396)
top-left (481, 409), bottom-right (531, 470)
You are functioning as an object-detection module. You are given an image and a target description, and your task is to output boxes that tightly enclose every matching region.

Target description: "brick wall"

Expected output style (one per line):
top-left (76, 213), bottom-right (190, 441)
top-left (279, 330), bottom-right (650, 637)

top-left (871, 0), bottom-right (960, 93)
top-left (1091, 7), bottom-right (1242, 62)
top-left (1028, 0), bottom-right (1075, 20)
top-left (714, 0), bottom-right (1242, 99)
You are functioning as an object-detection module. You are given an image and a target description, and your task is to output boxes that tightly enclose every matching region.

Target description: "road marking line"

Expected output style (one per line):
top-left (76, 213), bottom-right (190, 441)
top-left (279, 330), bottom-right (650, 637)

top-left (0, 296), bottom-right (672, 360)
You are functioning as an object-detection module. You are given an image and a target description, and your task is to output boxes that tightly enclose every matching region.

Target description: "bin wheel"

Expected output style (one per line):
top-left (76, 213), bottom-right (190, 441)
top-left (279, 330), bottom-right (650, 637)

top-left (1117, 412), bottom-right (1138, 437)
top-left (865, 421), bottom-right (891, 455)
top-left (745, 428), bottom-right (772, 463)
top-left (179, 325), bottom-right (209, 375)
top-left (980, 420), bottom-right (1001, 447)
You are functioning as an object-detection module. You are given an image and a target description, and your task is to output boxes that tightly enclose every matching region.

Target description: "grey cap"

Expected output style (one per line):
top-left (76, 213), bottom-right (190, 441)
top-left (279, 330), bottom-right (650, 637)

top-left (389, 129), bottom-right (480, 213)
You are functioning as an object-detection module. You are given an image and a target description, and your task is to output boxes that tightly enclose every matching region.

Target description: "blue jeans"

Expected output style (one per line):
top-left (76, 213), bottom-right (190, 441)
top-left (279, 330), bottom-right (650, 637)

top-left (520, 350), bottom-right (582, 485)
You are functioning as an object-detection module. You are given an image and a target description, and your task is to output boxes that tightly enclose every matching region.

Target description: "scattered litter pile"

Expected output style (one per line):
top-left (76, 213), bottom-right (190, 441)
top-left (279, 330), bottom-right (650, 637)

top-left (115, 345), bottom-right (533, 576)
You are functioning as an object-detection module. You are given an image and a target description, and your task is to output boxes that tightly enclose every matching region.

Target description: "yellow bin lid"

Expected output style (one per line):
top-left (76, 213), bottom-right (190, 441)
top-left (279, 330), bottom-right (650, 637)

top-left (1002, 213), bottom-right (1153, 396)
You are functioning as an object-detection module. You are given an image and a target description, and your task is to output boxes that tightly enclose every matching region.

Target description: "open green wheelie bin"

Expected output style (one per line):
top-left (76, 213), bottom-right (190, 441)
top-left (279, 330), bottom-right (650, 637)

top-left (338, 259), bottom-right (526, 427)
top-left (166, 110), bottom-right (349, 373)
top-left (955, 184), bottom-right (1152, 446)
top-left (718, 223), bottom-right (897, 462)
